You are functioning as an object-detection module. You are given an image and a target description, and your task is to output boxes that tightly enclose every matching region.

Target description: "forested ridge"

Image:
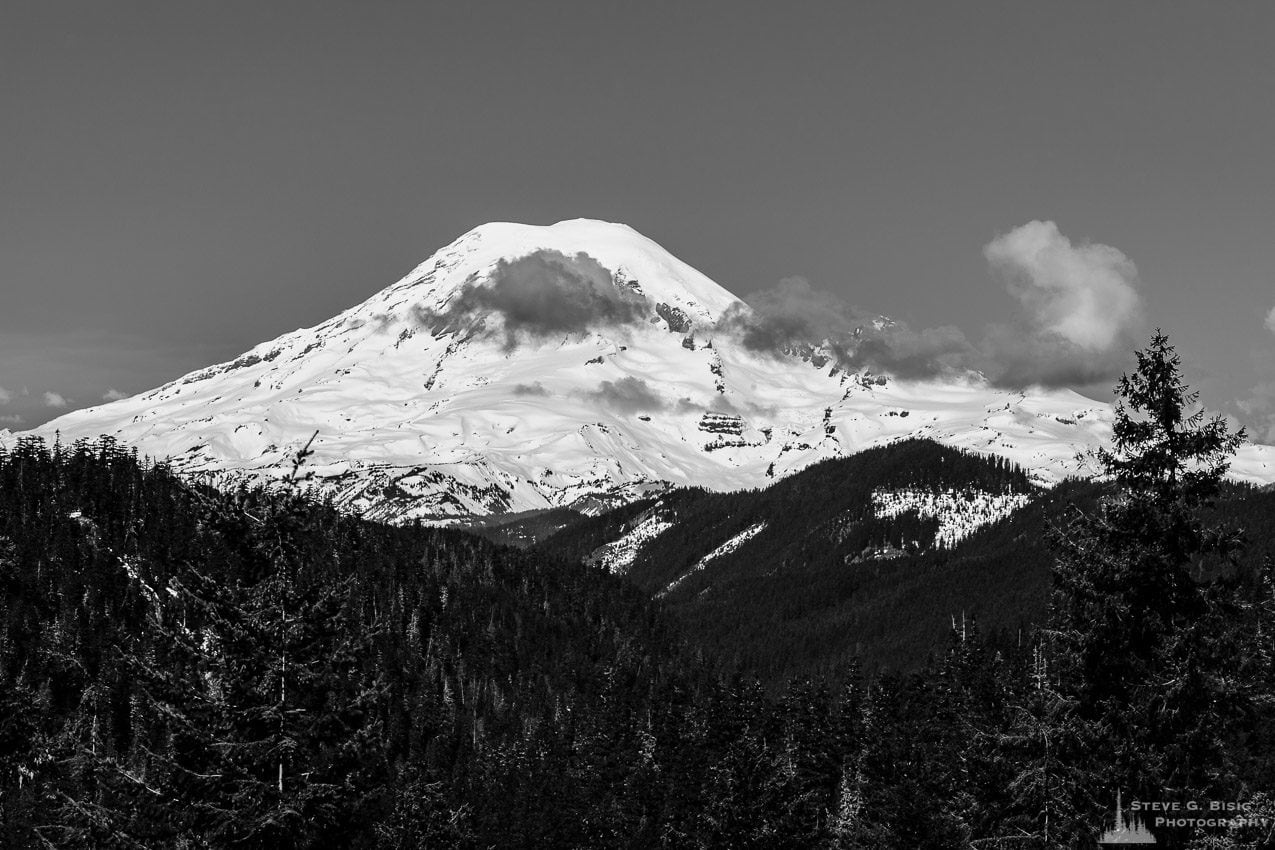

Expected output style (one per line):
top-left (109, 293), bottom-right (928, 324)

top-left (537, 439), bottom-right (1275, 685)
top-left (2, 333), bottom-right (1274, 847)
top-left (536, 440), bottom-right (1048, 681)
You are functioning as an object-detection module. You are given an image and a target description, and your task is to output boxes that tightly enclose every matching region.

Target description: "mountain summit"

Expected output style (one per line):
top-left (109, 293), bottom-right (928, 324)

top-left (11, 219), bottom-right (1273, 521)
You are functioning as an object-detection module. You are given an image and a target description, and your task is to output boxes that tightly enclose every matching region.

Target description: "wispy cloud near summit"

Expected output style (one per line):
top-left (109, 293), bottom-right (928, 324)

top-left (413, 250), bottom-right (648, 349)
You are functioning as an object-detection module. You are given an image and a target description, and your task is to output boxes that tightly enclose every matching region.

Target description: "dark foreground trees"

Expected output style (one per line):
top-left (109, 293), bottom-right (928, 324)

top-left (1053, 332), bottom-right (1250, 766)
top-left (1043, 331), bottom-right (1275, 846)
top-left (1, 332), bottom-right (1273, 848)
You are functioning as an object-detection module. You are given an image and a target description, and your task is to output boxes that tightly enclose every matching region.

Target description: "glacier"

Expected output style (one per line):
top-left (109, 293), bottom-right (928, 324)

top-left (6, 218), bottom-right (1271, 522)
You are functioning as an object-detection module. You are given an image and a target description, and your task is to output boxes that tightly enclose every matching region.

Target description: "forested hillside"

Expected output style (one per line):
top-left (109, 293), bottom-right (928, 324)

top-left (0, 435), bottom-right (1078, 848)
top-left (538, 442), bottom-right (1040, 678)
top-left (0, 436), bottom-right (699, 846)
top-left (2, 336), bottom-right (1274, 848)
top-left (539, 439), bottom-right (1275, 683)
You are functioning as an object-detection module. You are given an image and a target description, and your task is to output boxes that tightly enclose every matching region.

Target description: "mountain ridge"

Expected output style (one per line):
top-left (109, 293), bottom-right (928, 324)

top-left (534, 438), bottom-right (1275, 679)
top-left (7, 218), bottom-right (1273, 521)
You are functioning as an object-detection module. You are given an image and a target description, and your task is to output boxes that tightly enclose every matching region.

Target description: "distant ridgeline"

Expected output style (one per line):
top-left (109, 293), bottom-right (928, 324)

top-left (2, 435), bottom-right (1274, 847)
top-left (533, 439), bottom-right (1275, 681)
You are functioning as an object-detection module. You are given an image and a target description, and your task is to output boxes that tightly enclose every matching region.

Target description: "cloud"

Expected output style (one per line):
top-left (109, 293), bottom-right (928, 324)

top-left (414, 250), bottom-right (649, 348)
top-left (582, 377), bottom-right (667, 412)
top-left (719, 276), bottom-right (974, 382)
top-left (512, 382), bottom-right (549, 396)
top-left (0, 386), bottom-right (10, 404)
top-left (720, 277), bottom-right (863, 353)
top-left (1238, 381), bottom-right (1275, 444)
top-left (672, 394), bottom-right (773, 417)
top-left (984, 221), bottom-right (1142, 351)
top-left (1265, 306), bottom-right (1275, 335)
top-left (981, 220), bottom-right (1144, 387)
top-left (43, 392), bottom-right (69, 408)
top-left (834, 323), bottom-right (975, 380)
top-left (717, 277), bottom-right (977, 381)
top-left (1239, 337), bottom-right (1275, 443)
top-left (714, 221), bottom-right (1144, 391)
top-left (981, 325), bottom-right (1131, 390)
top-left (102, 388), bottom-right (127, 401)
top-left (0, 414), bottom-right (21, 426)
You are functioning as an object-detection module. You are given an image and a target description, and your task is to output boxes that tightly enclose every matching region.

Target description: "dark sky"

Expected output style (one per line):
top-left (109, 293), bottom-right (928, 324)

top-left (3, 2), bottom-right (1274, 437)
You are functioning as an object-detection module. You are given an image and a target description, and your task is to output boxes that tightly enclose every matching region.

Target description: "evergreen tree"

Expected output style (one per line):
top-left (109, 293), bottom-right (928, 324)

top-left (995, 641), bottom-right (1091, 847)
top-left (1048, 331), bottom-right (1252, 835)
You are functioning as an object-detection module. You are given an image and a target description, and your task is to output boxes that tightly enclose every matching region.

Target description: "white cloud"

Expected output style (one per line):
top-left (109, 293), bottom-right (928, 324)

top-left (984, 220), bottom-right (1143, 351)
top-left (1265, 306), bottom-right (1275, 335)
top-left (0, 386), bottom-right (10, 404)
top-left (980, 221), bottom-right (1145, 388)
top-left (0, 414), bottom-right (21, 426)
top-left (1238, 381), bottom-right (1275, 444)
top-left (102, 388), bottom-right (127, 401)
top-left (43, 391), bottom-right (69, 408)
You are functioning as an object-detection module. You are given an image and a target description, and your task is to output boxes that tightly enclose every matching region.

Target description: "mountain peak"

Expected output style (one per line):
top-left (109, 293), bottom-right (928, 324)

top-left (381, 218), bottom-right (742, 327)
top-left (466, 217), bottom-right (641, 238)
top-left (10, 222), bottom-right (1274, 522)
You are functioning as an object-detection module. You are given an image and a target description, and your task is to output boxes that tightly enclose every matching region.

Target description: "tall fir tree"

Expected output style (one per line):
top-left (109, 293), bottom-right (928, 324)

top-left (1047, 331), bottom-right (1253, 838)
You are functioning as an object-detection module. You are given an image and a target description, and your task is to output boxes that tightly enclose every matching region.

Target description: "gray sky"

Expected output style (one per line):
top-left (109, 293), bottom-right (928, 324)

top-left (3, 2), bottom-right (1274, 437)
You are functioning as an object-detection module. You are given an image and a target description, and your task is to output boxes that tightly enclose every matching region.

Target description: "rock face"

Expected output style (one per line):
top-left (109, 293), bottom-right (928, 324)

top-left (10, 219), bottom-right (1273, 523)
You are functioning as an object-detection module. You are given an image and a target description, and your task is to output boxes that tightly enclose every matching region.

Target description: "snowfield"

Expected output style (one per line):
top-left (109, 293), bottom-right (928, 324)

top-left (587, 506), bottom-right (678, 575)
top-left (5, 219), bottom-right (1272, 522)
top-left (871, 488), bottom-right (1034, 549)
top-left (658, 522), bottom-right (767, 597)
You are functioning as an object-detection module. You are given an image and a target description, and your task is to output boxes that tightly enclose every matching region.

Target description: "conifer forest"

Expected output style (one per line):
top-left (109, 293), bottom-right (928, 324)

top-left (2, 335), bottom-right (1275, 849)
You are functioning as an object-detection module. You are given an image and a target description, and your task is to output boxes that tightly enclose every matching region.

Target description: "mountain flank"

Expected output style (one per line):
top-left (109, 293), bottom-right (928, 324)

top-left (12, 220), bottom-right (1269, 522)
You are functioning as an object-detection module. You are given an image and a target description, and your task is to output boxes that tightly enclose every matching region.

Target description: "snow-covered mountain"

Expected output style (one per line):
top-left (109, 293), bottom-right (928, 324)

top-left (7, 219), bottom-right (1272, 522)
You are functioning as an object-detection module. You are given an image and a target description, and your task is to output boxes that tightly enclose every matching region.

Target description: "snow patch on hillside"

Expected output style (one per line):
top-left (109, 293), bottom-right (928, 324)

top-left (871, 488), bottom-right (1031, 548)
top-left (658, 522), bottom-right (767, 597)
top-left (587, 507), bottom-right (676, 575)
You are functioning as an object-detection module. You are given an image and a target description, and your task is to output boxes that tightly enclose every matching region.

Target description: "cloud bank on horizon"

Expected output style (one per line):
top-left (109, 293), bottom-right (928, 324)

top-left (0, 384), bottom-right (82, 428)
top-left (0, 386), bottom-right (20, 428)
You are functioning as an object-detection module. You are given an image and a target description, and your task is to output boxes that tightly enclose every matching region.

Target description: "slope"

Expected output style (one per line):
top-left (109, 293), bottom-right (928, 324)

top-left (537, 438), bottom-right (1275, 681)
top-left (12, 219), bottom-right (1270, 523)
